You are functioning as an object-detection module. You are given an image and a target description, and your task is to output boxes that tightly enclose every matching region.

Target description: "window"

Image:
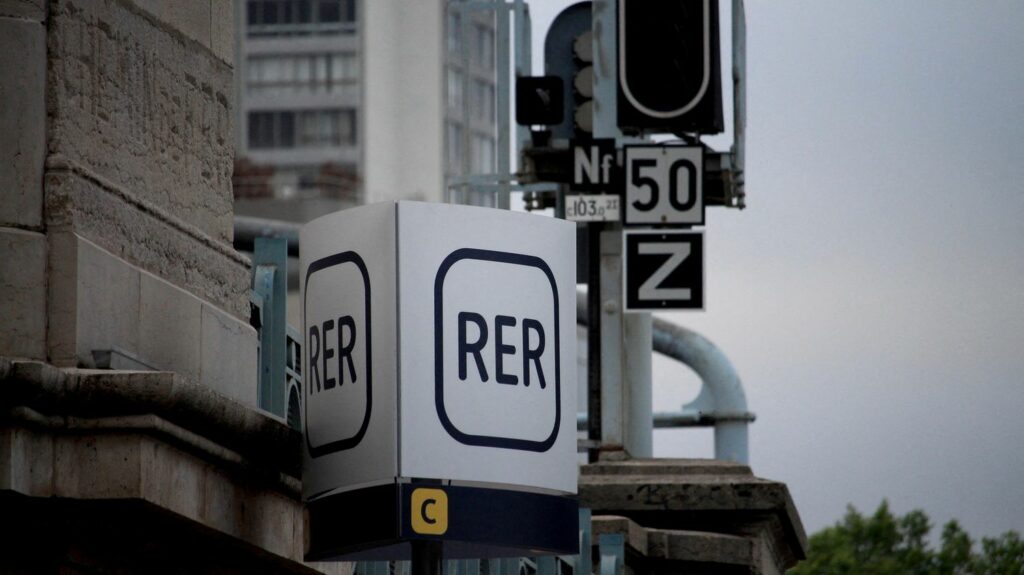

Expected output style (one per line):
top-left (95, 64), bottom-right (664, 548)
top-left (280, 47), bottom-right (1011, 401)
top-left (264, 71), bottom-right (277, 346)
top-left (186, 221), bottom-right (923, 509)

top-left (474, 25), bottom-right (494, 70)
top-left (446, 122), bottom-right (463, 174)
top-left (248, 110), bottom-right (296, 149)
top-left (247, 0), bottom-right (356, 36)
top-left (447, 70), bottom-right (464, 111)
top-left (447, 12), bottom-right (462, 54)
top-left (471, 79), bottom-right (495, 122)
top-left (248, 53), bottom-right (359, 95)
top-left (471, 134), bottom-right (495, 174)
top-left (248, 109), bottom-right (355, 149)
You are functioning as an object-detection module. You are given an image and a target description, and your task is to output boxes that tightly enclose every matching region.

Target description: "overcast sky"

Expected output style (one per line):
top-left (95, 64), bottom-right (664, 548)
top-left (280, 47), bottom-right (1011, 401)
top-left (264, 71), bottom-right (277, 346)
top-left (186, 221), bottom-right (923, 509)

top-left (530, 1), bottom-right (1024, 540)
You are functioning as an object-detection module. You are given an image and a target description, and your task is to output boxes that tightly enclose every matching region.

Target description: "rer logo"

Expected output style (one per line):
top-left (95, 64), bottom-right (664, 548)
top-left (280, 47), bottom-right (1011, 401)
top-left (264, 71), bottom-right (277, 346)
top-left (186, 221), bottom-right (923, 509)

top-left (410, 488), bottom-right (449, 535)
top-left (433, 248), bottom-right (561, 453)
top-left (303, 251), bottom-right (372, 458)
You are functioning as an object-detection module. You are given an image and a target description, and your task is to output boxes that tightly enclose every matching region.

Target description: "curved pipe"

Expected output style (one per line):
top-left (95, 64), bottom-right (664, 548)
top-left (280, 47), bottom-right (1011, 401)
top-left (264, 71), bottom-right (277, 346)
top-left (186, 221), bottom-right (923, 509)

top-left (577, 290), bottom-right (753, 464)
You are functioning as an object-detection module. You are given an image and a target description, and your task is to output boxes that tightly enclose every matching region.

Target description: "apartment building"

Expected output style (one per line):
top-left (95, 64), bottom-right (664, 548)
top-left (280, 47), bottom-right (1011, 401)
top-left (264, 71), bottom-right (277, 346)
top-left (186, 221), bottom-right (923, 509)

top-left (233, 0), bottom-right (499, 222)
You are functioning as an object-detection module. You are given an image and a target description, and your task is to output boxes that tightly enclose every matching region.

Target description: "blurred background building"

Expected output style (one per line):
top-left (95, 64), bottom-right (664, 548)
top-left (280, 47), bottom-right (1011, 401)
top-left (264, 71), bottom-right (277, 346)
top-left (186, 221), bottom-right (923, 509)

top-left (232, 0), bottom-right (499, 223)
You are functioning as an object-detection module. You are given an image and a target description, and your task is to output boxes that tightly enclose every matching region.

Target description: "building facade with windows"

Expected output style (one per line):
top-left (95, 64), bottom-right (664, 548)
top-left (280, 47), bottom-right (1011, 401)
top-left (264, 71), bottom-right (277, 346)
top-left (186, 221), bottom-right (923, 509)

top-left (233, 0), bottom-right (499, 222)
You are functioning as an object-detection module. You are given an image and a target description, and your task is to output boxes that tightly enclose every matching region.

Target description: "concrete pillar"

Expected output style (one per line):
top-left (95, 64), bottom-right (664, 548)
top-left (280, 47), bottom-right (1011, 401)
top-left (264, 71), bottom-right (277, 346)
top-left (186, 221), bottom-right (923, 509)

top-left (0, 0), bottom-right (48, 360)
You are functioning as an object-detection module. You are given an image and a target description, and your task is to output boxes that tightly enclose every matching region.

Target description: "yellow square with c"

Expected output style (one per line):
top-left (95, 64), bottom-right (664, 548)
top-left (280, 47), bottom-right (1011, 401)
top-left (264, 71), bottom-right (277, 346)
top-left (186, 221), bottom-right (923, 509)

top-left (411, 488), bottom-right (448, 535)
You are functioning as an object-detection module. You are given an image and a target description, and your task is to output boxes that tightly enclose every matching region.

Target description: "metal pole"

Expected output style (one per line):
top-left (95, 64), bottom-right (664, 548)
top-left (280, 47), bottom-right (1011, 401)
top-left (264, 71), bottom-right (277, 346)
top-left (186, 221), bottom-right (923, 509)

top-left (586, 224), bottom-right (602, 462)
top-left (592, 0), bottom-right (653, 459)
top-left (411, 541), bottom-right (442, 575)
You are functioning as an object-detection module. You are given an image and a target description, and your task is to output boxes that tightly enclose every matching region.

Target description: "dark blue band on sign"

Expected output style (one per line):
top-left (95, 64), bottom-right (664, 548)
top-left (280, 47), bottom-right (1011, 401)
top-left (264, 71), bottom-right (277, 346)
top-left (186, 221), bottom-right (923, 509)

top-left (433, 248), bottom-right (561, 453)
top-left (303, 251), bottom-right (372, 458)
top-left (305, 482), bottom-right (579, 561)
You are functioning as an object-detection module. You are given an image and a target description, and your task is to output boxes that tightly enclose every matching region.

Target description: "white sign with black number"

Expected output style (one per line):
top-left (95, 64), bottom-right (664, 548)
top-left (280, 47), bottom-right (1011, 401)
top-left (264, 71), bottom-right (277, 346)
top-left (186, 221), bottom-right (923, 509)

top-left (565, 194), bottom-right (620, 222)
top-left (624, 145), bottom-right (704, 226)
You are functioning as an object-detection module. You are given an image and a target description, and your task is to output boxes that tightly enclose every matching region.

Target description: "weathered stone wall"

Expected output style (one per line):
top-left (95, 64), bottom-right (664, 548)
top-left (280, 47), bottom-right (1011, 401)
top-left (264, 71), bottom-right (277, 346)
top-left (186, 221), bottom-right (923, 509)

top-left (0, 1), bottom-right (48, 360)
top-left (46, 0), bottom-right (235, 243)
top-left (0, 0), bottom-right (256, 404)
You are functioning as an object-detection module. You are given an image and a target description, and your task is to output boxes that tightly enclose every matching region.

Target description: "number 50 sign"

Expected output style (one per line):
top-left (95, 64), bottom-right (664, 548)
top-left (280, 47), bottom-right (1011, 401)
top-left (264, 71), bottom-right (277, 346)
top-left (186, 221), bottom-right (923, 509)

top-left (623, 146), bottom-right (704, 226)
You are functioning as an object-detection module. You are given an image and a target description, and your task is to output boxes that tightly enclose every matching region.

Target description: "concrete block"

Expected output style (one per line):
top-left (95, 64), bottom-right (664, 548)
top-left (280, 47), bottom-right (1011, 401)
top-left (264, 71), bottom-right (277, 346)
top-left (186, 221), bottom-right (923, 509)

top-left (201, 465), bottom-right (243, 538)
top-left (210, 0), bottom-right (234, 65)
top-left (9, 427), bottom-right (55, 497)
top-left (0, 17), bottom-right (45, 228)
top-left (46, 229), bottom-right (78, 366)
top-left (0, 429), bottom-right (11, 490)
top-left (45, 171), bottom-right (251, 319)
top-left (200, 302), bottom-right (258, 408)
top-left (140, 438), bottom-right (204, 520)
top-left (162, 1), bottom-right (212, 51)
top-left (46, 0), bottom-right (235, 243)
top-left (243, 491), bottom-right (298, 559)
top-left (53, 434), bottom-right (142, 499)
top-left (0, 227), bottom-right (46, 359)
top-left (0, 0), bottom-right (46, 21)
top-left (74, 237), bottom-right (141, 367)
top-left (139, 270), bottom-right (202, 382)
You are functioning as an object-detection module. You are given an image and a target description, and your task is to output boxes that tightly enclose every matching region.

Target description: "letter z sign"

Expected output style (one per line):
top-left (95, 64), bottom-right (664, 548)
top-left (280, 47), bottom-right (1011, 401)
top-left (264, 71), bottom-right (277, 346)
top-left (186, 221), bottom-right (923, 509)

top-left (624, 145), bottom-right (703, 226)
top-left (623, 230), bottom-right (703, 311)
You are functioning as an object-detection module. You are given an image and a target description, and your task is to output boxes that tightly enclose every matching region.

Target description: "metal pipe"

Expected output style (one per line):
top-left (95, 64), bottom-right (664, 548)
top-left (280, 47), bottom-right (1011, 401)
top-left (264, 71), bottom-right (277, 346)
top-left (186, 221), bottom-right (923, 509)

top-left (577, 290), bottom-right (753, 464)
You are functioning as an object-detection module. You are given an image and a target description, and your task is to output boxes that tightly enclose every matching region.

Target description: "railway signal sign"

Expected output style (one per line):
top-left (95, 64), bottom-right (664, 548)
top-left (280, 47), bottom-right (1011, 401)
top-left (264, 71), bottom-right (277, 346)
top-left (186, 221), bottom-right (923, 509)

top-left (624, 145), bottom-right (704, 226)
top-left (623, 230), bottom-right (704, 311)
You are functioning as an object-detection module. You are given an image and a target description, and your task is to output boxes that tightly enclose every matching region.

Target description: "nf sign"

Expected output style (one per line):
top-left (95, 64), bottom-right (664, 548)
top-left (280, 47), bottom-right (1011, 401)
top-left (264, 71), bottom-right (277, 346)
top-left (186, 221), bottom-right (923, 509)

top-left (571, 138), bottom-right (615, 191)
top-left (301, 202), bottom-right (577, 560)
top-left (623, 230), bottom-right (704, 311)
top-left (624, 145), bottom-right (704, 226)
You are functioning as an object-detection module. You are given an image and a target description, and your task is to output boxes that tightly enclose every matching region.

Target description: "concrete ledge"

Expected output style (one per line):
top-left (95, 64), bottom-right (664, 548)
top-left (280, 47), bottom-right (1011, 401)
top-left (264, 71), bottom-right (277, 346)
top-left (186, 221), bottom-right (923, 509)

top-left (0, 358), bottom-right (298, 477)
top-left (593, 515), bottom-right (756, 571)
top-left (0, 358), bottom-right (356, 573)
top-left (580, 459), bottom-right (806, 572)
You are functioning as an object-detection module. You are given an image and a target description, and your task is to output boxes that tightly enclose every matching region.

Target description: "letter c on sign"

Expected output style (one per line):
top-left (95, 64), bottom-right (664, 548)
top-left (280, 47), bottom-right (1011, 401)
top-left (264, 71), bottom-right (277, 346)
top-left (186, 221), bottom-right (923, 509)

top-left (421, 498), bottom-right (437, 525)
top-left (410, 488), bottom-right (448, 535)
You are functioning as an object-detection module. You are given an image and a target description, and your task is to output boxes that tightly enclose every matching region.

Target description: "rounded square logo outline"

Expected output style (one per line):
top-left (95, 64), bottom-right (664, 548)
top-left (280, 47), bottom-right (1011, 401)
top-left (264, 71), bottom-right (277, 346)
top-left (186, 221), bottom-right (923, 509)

top-left (433, 247), bottom-right (561, 452)
top-left (304, 251), bottom-right (372, 458)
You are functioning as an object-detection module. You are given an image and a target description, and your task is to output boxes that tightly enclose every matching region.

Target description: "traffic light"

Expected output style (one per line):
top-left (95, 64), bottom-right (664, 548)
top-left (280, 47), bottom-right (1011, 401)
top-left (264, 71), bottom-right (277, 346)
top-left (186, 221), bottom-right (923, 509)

top-left (515, 76), bottom-right (563, 126)
top-left (543, 2), bottom-right (593, 140)
top-left (617, 0), bottom-right (724, 135)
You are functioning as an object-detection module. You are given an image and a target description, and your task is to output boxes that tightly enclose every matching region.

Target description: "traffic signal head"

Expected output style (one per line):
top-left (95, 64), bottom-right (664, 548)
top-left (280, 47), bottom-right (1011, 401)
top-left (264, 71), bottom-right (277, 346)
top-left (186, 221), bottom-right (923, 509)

top-left (617, 0), bottom-right (724, 135)
top-left (544, 2), bottom-right (594, 140)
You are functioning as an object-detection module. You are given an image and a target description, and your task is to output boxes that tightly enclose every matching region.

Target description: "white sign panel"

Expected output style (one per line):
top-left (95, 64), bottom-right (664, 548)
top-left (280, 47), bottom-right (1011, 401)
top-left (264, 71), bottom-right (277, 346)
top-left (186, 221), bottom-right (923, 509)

top-left (399, 202), bottom-right (576, 495)
top-left (301, 202), bottom-right (577, 501)
top-left (565, 194), bottom-right (620, 222)
top-left (624, 145), bottom-right (704, 226)
top-left (301, 203), bottom-right (399, 501)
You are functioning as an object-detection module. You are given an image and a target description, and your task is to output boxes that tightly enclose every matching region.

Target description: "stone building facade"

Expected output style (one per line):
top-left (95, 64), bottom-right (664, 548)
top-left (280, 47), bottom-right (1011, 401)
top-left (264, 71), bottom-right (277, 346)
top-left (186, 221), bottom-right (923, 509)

top-left (0, 0), bottom-right (339, 571)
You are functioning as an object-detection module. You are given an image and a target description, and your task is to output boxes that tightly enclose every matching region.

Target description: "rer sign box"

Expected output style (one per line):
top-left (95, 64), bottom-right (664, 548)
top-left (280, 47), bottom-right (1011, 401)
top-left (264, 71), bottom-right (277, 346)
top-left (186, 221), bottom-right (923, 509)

top-left (301, 201), bottom-right (577, 511)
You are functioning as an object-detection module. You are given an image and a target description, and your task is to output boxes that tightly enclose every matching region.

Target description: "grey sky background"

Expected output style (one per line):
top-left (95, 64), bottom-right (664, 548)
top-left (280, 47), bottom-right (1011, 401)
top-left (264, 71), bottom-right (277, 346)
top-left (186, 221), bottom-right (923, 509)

top-left (529, 1), bottom-right (1024, 540)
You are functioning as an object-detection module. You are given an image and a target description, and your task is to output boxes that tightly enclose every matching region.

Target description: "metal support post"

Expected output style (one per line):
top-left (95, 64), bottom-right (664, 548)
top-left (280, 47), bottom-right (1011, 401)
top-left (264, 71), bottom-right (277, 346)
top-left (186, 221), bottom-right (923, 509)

top-left (253, 237), bottom-right (287, 417)
top-left (591, 0), bottom-right (653, 458)
top-left (598, 231), bottom-right (653, 458)
top-left (411, 541), bottom-right (443, 575)
top-left (495, 1), bottom-right (511, 210)
top-left (586, 225), bottom-right (602, 461)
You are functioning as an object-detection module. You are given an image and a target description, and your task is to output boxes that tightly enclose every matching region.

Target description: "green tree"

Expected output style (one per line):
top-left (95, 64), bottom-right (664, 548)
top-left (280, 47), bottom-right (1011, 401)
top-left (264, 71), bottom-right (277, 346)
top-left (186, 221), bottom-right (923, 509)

top-left (789, 501), bottom-right (1023, 575)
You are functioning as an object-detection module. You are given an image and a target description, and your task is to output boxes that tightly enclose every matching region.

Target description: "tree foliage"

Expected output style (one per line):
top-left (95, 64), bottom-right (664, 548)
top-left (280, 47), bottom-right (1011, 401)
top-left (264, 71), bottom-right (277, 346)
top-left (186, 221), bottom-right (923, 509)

top-left (789, 501), bottom-right (1023, 575)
